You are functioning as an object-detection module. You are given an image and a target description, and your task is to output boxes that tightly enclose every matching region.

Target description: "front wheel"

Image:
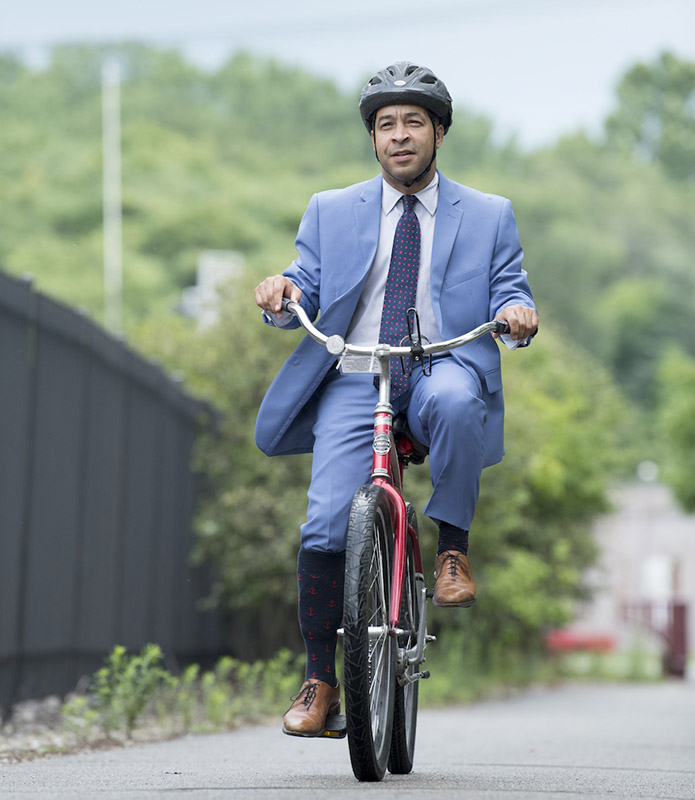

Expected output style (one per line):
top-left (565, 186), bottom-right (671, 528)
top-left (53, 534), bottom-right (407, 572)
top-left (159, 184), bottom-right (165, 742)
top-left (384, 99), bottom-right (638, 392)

top-left (343, 484), bottom-right (396, 782)
top-left (389, 503), bottom-right (421, 774)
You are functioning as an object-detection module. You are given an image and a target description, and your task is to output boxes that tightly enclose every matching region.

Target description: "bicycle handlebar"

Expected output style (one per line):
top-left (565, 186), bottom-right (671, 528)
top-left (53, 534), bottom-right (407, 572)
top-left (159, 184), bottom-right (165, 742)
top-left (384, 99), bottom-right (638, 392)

top-left (280, 297), bottom-right (510, 358)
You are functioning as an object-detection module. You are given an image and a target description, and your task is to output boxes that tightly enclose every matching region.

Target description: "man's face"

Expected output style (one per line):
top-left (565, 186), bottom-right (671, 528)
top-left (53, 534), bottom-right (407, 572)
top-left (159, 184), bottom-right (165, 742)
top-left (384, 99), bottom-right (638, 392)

top-left (371, 104), bottom-right (444, 191)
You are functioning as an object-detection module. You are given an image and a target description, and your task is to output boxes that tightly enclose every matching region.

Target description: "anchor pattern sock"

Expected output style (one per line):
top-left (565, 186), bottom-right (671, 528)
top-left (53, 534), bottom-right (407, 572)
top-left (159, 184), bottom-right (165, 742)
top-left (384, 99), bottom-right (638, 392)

top-left (297, 548), bottom-right (345, 688)
top-left (437, 522), bottom-right (469, 556)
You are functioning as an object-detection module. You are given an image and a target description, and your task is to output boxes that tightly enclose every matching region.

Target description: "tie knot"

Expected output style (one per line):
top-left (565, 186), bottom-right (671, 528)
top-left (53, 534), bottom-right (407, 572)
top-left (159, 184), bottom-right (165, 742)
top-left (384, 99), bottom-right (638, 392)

top-left (402, 194), bottom-right (417, 214)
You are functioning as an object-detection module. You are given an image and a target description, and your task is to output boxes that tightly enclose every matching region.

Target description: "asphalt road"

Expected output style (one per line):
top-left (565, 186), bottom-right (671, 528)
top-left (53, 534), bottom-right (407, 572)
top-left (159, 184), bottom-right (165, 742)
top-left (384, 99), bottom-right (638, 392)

top-left (1, 682), bottom-right (693, 800)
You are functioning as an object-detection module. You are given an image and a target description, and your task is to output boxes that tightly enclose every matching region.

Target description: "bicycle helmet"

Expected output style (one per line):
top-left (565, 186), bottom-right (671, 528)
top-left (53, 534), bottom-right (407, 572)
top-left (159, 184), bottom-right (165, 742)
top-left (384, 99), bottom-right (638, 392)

top-left (359, 61), bottom-right (453, 134)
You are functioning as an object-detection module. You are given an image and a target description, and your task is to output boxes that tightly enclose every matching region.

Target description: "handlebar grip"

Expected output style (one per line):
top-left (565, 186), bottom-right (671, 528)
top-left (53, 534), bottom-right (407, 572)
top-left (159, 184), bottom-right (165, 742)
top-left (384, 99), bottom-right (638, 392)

top-left (494, 320), bottom-right (511, 335)
top-left (281, 297), bottom-right (295, 312)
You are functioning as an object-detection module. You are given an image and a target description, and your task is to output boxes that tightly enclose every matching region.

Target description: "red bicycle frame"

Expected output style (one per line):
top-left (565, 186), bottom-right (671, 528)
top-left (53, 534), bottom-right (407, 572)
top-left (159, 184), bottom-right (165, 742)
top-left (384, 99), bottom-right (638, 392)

top-left (370, 386), bottom-right (423, 633)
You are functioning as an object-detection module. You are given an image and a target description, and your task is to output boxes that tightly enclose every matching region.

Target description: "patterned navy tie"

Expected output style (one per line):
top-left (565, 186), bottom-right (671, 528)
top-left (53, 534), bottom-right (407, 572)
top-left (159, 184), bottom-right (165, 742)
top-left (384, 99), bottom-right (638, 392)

top-left (376, 194), bottom-right (421, 399)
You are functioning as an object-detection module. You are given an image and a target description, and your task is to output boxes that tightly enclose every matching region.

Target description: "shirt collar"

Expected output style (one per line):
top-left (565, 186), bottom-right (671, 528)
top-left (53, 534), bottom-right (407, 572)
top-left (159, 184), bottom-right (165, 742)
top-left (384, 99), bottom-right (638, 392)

top-left (381, 171), bottom-right (439, 217)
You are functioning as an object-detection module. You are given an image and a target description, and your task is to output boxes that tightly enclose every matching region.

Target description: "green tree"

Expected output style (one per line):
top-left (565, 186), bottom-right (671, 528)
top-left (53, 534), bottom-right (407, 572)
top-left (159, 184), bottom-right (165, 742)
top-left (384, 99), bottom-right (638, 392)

top-left (656, 348), bottom-right (695, 511)
top-left (605, 52), bottom-right (695, 181)
top-left (461, 131), bottom-right (694, 407)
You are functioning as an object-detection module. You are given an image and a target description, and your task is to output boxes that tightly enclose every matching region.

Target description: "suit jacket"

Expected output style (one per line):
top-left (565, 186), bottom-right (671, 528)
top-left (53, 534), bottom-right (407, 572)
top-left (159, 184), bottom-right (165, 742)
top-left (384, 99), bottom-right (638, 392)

top-left (254, 171), bottom-right (535, 465)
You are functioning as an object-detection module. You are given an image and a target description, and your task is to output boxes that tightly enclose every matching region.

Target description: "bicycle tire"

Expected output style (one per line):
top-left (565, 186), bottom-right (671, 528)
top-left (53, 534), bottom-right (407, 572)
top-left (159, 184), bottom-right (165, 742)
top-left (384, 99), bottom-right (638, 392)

top-left (388, 502), bottom-right (420, 774)
top-left (343, 484), bottom-right (396, 782)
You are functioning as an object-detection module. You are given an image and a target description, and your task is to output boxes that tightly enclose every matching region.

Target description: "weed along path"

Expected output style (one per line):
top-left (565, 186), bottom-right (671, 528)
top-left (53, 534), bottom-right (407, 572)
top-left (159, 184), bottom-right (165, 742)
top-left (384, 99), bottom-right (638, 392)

top-left (1, 682), bottom-right (694, 799)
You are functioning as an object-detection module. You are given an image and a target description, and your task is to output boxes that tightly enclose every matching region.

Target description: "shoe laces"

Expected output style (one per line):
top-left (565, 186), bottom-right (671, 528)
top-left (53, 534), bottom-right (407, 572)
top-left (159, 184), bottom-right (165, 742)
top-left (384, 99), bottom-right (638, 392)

top-left (442, 551), bottom-right (468, 578)
top-left (446, 552), bottom-right (461, 576)
top-left (293, 682), bottom-right (319, 709)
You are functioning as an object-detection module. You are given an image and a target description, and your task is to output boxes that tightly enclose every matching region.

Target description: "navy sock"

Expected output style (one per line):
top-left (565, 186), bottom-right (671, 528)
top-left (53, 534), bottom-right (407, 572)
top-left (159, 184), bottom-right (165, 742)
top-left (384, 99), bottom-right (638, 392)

top-left (437, 522), bottom-right (469, 556)
top-left (297, 548), bottom-right (345, 687)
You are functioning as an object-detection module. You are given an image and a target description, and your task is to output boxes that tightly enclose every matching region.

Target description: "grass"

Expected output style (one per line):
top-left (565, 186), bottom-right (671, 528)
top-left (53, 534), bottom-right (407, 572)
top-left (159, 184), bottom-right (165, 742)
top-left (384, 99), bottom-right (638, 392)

top-left (59, 645), bottom-right (305, 750)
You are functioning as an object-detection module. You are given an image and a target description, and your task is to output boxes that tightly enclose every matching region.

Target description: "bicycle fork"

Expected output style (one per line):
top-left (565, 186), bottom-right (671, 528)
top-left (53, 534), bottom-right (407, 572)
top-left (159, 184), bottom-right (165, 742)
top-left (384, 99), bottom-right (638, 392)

top-left (373, 422), bottom-right (434, 682)
top-left (377, 482), bottom-right (432, 686)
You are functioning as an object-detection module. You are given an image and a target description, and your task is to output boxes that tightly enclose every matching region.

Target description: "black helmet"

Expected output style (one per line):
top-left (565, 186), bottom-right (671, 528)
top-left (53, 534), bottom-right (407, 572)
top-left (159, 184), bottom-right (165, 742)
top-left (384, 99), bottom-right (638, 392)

top-left (359, 61), bottom-right (453, 134)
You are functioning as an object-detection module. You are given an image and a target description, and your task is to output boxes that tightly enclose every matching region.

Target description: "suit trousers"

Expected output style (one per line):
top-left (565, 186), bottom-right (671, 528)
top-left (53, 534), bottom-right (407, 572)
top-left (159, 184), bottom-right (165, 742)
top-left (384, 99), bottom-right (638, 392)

top-left (300, 357), bottom-right (488, 553)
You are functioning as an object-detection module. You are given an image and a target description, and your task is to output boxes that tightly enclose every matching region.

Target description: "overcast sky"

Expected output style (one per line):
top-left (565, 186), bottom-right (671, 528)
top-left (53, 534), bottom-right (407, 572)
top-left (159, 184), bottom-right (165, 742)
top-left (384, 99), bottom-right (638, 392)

top-left (1, 0), bottom-right (693, 147)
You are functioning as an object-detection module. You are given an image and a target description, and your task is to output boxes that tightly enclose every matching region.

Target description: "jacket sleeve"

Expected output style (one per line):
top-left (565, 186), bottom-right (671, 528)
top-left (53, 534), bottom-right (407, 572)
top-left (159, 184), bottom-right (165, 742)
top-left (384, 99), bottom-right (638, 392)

top-left (280, 193), bottom-right (323, 324)
top-left (488, 199), bottom-right (536, 343)
top-left (260, 193), bottom-right (323, 331)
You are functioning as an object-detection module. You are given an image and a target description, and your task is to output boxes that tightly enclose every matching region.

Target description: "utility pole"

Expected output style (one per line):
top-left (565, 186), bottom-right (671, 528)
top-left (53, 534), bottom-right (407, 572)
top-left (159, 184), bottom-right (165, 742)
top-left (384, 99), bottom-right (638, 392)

top-left (102, 59), bottom-right (123, 335)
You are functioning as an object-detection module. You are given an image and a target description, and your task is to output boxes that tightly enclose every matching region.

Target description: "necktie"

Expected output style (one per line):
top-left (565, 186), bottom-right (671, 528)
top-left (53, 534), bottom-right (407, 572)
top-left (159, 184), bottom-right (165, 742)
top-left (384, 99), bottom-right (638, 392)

top-left (376, 194), bottom-right (421, 399)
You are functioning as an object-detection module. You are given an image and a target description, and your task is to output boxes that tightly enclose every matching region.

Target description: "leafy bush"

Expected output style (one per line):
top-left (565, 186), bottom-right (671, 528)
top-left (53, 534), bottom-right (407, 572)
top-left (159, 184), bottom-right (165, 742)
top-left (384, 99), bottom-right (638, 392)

top-left (62, 645), bottom-right (305, 742)
top-left (90, 644), bottom-right (173, 737)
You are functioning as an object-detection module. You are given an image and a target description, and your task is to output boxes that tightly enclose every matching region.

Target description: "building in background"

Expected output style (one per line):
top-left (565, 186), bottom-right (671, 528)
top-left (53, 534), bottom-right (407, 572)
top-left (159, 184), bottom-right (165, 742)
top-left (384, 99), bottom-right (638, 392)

top-left (180, 250), bottom-right (243, 329)
top-left (570, 480), bottom-right (694, 678)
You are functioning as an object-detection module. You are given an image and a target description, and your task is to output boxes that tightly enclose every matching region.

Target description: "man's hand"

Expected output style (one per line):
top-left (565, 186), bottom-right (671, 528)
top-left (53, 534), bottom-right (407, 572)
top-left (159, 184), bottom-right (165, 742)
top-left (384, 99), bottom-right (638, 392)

top-left (254, 275), bottom-right (302, 318)
top-left (493, 305), bottom-right (538, 341)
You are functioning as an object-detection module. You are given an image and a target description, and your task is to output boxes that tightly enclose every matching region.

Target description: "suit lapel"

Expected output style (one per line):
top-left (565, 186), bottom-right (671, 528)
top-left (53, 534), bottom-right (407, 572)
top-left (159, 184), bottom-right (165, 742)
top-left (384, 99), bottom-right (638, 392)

top-left (315, 176), bottom-right (381, 332)
top-left (353, 176), bottom-right (382, 279)
top-left (430, 172), bottom-right (463, 328)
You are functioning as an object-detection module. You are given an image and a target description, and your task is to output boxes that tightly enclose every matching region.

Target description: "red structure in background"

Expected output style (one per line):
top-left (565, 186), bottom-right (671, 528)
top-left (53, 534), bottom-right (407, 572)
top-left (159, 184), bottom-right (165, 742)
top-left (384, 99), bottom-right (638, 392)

top-left (545, 629), bottom-right (616, 654)
top-left (546, 602), bottom-right (688, 677)
top-left (619, 600), bottom-right (689, 678)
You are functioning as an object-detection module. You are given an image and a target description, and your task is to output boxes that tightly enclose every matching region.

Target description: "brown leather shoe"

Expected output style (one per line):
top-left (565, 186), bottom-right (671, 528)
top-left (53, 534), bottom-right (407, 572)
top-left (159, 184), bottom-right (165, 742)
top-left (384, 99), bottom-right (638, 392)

top-left (282, 679), bottom-right (340, 737)
top-left (433, 551), bottom-right (477, 607)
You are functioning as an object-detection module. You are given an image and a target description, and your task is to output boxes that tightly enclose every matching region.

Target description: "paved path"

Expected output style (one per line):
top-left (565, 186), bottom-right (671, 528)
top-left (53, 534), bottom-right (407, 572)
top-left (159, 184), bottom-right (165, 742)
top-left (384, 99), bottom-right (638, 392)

top-left (1, 682), bottom-right (694, 799)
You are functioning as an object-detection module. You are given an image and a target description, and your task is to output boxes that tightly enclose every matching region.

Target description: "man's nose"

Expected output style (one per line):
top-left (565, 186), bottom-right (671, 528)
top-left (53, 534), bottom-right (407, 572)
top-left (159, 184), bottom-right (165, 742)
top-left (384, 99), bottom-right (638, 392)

top-left (392, 123), bottom-right (409, 141)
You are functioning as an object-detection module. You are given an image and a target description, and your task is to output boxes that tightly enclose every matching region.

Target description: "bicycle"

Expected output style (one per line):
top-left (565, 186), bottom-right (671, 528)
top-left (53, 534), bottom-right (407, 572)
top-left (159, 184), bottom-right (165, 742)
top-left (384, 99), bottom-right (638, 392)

top-left (281, 298), bottom-right (509, 782)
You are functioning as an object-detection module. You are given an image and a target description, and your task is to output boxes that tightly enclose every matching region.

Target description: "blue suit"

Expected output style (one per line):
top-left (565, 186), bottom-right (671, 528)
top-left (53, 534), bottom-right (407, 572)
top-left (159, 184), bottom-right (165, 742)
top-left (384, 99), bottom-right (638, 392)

top-left (255, 172), bottom-right (535, 552)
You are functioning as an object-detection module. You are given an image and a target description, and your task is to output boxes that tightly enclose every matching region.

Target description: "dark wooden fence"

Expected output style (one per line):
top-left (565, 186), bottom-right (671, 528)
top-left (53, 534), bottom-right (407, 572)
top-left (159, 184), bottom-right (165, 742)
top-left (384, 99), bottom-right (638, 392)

top-left (0, 270), bottom-right (224, 709)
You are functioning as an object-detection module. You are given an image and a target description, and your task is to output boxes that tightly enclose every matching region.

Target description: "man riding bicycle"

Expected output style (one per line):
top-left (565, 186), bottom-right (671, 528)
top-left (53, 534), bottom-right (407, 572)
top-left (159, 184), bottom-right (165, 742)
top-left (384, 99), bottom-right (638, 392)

top-left (254, 62), bottom-right (538, 737)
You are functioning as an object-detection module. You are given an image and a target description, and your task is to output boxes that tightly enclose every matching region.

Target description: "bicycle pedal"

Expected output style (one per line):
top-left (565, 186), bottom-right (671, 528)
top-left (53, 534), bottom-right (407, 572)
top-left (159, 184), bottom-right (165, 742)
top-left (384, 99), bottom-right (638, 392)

top-left (426, 588), bottom-right (434, 599)
top-left (282, 713), bottom-right (346, 740)
top-left (320, 714), bottom-right (347, 739)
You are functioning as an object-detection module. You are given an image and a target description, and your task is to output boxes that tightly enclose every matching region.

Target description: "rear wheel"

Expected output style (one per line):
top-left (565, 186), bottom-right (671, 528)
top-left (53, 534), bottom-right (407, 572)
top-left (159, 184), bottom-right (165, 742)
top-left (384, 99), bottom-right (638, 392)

top-left (388, 503), bottom-right (421, 774)
top-left (343, 485), bottom-right (396, 782)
